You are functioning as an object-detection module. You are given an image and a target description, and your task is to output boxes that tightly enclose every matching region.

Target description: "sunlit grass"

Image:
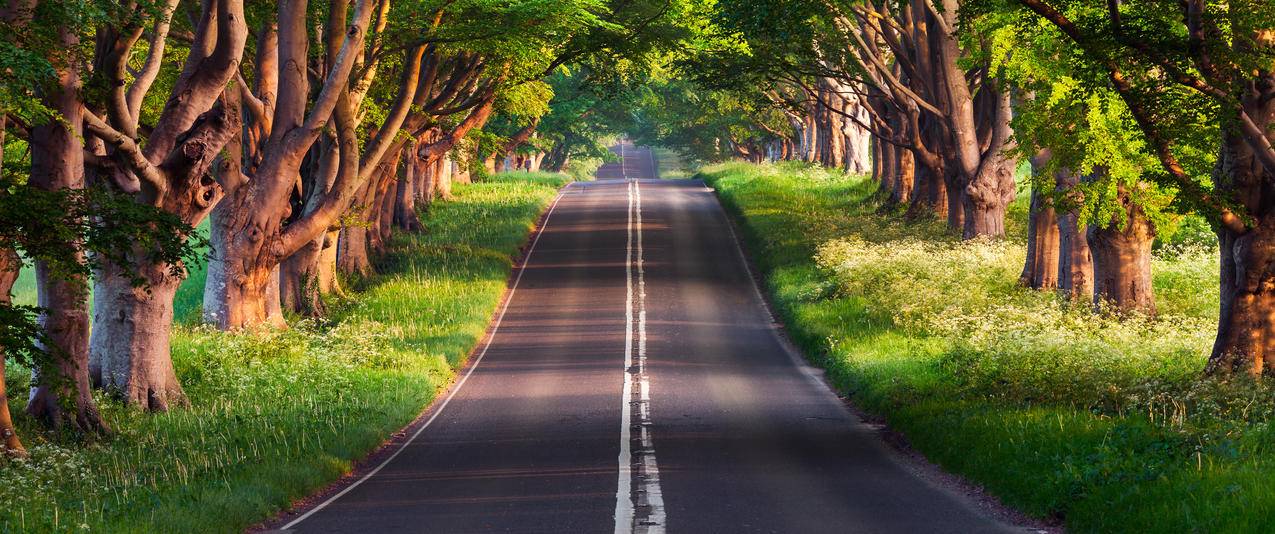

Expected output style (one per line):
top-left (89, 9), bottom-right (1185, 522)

top-left (704, 161), bottom-right (1275, 533)
top-left (0, 172), bottom-right (570, 532)
top-left (652, 146), bottom-right (692, 179)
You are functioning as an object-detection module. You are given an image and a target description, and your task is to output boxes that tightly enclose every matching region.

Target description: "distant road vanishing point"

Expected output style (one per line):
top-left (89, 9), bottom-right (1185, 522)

top-left (276, 142), bottom-right (1021, 533)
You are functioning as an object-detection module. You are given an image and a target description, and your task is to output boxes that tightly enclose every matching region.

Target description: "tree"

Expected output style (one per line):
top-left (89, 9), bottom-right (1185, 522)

top-left (80, 0), bottom-right (247, 410)
top-left (1003, 0), bottom-right (1275, 373)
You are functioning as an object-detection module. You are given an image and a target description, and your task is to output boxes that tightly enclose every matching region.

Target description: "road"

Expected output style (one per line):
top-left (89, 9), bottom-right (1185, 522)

top-left (278, 142), bottom-right (1018, 533)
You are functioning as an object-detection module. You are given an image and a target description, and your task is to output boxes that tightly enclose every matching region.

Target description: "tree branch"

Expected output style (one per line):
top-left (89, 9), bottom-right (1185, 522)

top-left (83, 111), bottom-right (162, 194)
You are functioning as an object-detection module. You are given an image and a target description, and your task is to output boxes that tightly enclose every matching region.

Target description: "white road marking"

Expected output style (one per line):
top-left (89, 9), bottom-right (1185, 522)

top-left (615, 175), bottom-right (665, 533)
top-left (282, 183), bottom-right (575, 530)
top-left (633, 178), bottom-right (666, 532)
top-left (615, 179), bottom-right (636, 534)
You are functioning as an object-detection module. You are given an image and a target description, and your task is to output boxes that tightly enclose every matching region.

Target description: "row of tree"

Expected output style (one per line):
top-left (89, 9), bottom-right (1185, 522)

top-left (631, 0), bottom-right (1274, 376)
top-left (0, 0), bottom-right (692, 456)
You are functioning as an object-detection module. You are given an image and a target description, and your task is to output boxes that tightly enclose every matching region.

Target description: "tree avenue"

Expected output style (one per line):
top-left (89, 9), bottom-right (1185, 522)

top-left (0, 0), bottom-right (1272, 520)
top-left (629, 0), bottom-right (1273, 375)
top-left (0, 0), bottom-right (692, 456)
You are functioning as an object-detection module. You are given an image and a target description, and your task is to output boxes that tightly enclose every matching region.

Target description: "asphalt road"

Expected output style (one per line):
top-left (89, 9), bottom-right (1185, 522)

top-left (278, 142), bottom-right (1018, 533)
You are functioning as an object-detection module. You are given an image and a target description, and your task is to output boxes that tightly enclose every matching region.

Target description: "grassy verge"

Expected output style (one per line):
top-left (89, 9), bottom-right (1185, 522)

top-left (702, 162), bottom-right (1274, 533)
top-left (0, 172), bottom-right (571, 532)
top-left (651, 146), bottom-right (692, 179)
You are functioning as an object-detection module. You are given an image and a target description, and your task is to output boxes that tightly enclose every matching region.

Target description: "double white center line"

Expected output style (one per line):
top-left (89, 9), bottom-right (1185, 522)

top-left (615, 178), bottom-right (665, 533)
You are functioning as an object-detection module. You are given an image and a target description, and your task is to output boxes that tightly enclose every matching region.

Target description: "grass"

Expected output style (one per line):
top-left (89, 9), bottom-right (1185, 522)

top-left (651, 146), bottom-right (692, 179)
top-left (0, 171), bottom-right (572, 533)
top-left (702, 161), bottom-right (1275, 533)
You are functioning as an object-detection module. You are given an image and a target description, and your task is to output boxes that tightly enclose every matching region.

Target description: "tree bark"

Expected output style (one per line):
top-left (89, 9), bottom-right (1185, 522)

top-left (394, 142), bottom-right (423, 231)
top-left (280, 131), bottom-right (341, 317)
top-left (0, 248), bottom-right (26, 455)
top-left (437, 156), bottom-right (455, 199)
top-left (1088, 185), bottom-right (1155, 313)
top-left (79, 0), bottom-right (245, 410)
top-left (89, 260), bottom-right (187, 410)
top-left (841, 96), bottom-right (871, 174)
top-left (1055, 170), bottom-right (1093, 300)
top-left (1020, 188), bottom-right (1060, 289)
top-left (960, 86), bottom-right (1018, 239)
top-left (25, 36), bottom-right (108, 433)
top-left (1020, 149), bottom-right (1060, 289)
top-left (373, 169), bottom-right (397, 253)
top-left (1206, 74), bottom-right (1275, 375)
top-left (26, 261), bottom-right (105, 433)
top-left (338, 223), bottom-right (373, 277)
top-left (204, 0), bottom-right (379, 328)
top-left (907, 163), bottom-right (948, 219)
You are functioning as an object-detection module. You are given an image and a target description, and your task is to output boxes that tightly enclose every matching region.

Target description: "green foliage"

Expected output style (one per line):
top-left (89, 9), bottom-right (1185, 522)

top-left (0, 173), bottom-right (570, 532)
top-left (628, 76), bottom-right (788, 162)
top-left (705, 162), bottom-right (1275, 532)
top-left (968, 0), bottom-right (1275, 225)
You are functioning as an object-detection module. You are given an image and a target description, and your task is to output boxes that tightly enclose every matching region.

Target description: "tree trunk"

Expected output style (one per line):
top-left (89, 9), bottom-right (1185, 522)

top-left (437, 156), bottom-right (454, 200)
top-left (337, 173), bottom-right (377, 278)
top-left (280, 239), bottom-right (327, 316)
top-left (1088, 190), bottom-right (1155, 314)
top-left (1020, 150), bottom-right (1060, 289)
top-left (0, 248), bottom-right (26, 456)
top-left (375, 171), bottom-right (397, 252)
top-left (1206, 75), bottom-right (1275, 375)
top-left (203, 0), bottom-right (380, 330)
top-left (89, 260), bottom-right (187, 410)
top-left (944, 167), bottom-right (965, 231)
top-left (26, 47), bottom-right (108, 434)
top-left (394, 144), bottom-right (423, 231)
top-left (205, 171), bottom-right (288, 328)
top-left (907, 163), bottom-right (948, 219)
top-left (961, 158), bottom-right (1015, 238)
top-left (26, 262), bottom-right (107, 433)
top-left (890, 147), bottom-right (914, 207)
top-left (280, 132), bottom-right (340, 317)
top-left (1019, 188), bottom-right (1060, 289)
top-left (843, 101), bottom-right (872, 174)
top-left (338, 224), bottom-right (373, 277)
top-left (1055, 171), bottom-right (1093, 300)
top-left (871, 137), bottom-right (885, 182)
top-left (452, 149), bottom-right (472, 185)
top-left (960, 87), bottom-right (1018, 239)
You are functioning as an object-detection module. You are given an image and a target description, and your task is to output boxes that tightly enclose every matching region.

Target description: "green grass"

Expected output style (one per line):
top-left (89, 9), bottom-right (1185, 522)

top-left (651, 146), bottom-right (692, 179)
top-left (702, 161), bottom-right (1275, 533)
top-left (0, 172), bottom-right (571, 533)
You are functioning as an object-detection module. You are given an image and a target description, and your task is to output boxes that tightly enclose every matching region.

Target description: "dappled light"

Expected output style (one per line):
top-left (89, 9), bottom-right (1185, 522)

top-left (3, 0), bottom-right (1273, 531)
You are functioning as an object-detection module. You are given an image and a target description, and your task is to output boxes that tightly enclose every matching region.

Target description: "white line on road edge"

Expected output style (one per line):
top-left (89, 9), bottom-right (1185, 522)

top-left (615, 180), bottom-right (665, 534)
top-left (710, 185), bottom-right (843, 398)
top-left (282, 183), bottom-right (575, 530)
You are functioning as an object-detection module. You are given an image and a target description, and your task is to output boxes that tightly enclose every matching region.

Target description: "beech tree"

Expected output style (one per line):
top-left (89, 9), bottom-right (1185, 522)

top-left (968, 8), bottom-right (1172, 312)
top-left (998, 0), bottom-right (1275, 373)
top-left (203, 0), bottom-right (685, 327)
top-left (706, 0), bottom-right (1020, 238)
top-left (78, 0), bottom-right (247, 410)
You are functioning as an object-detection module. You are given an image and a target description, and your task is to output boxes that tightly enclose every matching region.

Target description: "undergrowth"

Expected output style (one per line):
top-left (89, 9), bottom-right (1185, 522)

top-left (703, 161), bottom-right (1275, 533)
top-left (0, 172), bottom-right (570, 533)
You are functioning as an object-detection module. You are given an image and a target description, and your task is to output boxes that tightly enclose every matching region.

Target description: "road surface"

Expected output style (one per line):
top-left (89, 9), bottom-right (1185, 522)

top-left (278, 142), bottom-right (1018, 533)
